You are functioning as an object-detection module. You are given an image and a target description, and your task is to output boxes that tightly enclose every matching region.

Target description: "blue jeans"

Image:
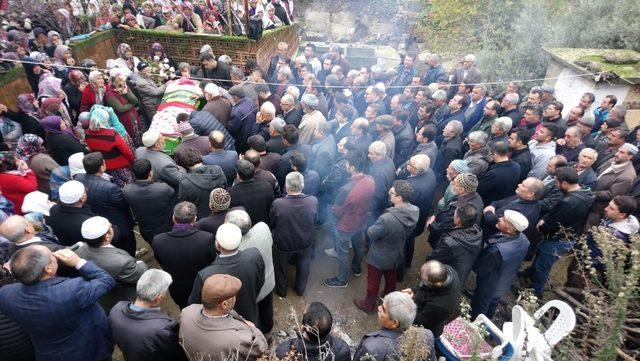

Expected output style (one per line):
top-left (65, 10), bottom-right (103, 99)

top-left (336, 230), bottom-right (363, 283)
top-left (531, 239), bottom-right (574, 296)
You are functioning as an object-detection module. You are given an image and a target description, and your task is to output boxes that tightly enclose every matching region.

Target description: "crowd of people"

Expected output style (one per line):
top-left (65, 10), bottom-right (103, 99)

top-left (0, 5), bottom-right (639, 359)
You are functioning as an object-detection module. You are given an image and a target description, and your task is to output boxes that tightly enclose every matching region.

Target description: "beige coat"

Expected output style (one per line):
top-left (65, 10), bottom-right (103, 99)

top-left (297, 110), bottom-right (326, 145)
top-left (170, 13), bottom-right (204, 33)
top-left (586, 160), bottom-right (636, 229)
top-left (179, 306), bottom-right (268, 361)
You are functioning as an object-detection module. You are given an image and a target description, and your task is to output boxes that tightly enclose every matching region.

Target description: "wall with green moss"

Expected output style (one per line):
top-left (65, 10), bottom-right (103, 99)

top-left (0, 67), bottom-right (32, 111)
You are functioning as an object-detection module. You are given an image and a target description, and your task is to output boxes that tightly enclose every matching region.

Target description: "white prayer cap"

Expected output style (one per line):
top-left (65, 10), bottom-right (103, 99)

top-left (58, 180), bottom-right (85, 205)
top-left (504, 210), bottom-right (529, 232)
top-left (204, 83), bottom-right (220, 97)
top-left (21, 191), bottom-right (52, 216)
top-left (142, 130), bottom-right (161, 148)
top-left (621, 143), bottom-right (639, 155)
top-left (68, 152), bottom-right (86, 178)
top-left (216, 223), bottom-right (242, 251)
top-left (81, 216), bottom-right (111, 240)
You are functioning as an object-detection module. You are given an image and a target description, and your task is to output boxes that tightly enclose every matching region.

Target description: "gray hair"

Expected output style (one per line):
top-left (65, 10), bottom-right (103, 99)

top-left (225, 209), bottom-right (252, 235)
top-left (580, 147), bottom-right (598, 162)
top-left (0, 215), bottom-right (29, 243)
top-left (411, 154), bottom-right (430, 172)
top-left (468, 131), bottom-right (488, 146)
top-left (10, 246), bottom-right (51, 284)
top-left (383, 291), bottom-right (417, 329)
top-left (473, 84), bottom-right (487, 94)
top-left (173, 201), bottom-right (197, 223)
top-left (427, 54), bottom-right (440, 63)
top-left (565, 126), bottom-right (582, 138)
top-left (286, 85), bottom-right (300, 100)
top-left (136, 269), bottom-right (173, 302)
top-left (279, 66), bottom-right (294, 82)
top-left (368, 141), bottom-right (387, 157)
top-left (281, 94), bottom-right (295, 105)
top-left (285, 171), bottom-right (304, 193)
top-left (230, 66), bottom-right (245, 80)
top-left (464, 54), bottom-right (476, 63)
top-left (261, 101), bottom-right (276, 116)
top-left (447, 120), bottom-right (463, 136)
top-left (504, 93), bottom-right (519, 105)
top-left (217, 54), bottom-right (232, 65)
top-left (612, 105), bottom-right (627, 120)
top-left (347, 69), bottom-right (359, 78)
top-left (494, 116), bottom-right (513, 133)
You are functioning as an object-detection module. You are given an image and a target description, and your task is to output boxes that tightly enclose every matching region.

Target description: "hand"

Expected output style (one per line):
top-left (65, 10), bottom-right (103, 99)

top-left (536, 219), bottom-right (545, 231)
top-left (53, 249), bottom-right (81, 268)
top-left (2, 261), bottom-right (9, 272)
top-left (256, 112), bottom-right (263, 123)
top-left (402, 288), bottom-right (413, 297)
top-left (426, 215), bottom-right (436, 227)
top-left (16, 159), bottom-right (29, 173)
top-left (483, 206), bottom-right (495, 214)
top-left (556, 138), bottom-right (566, 146)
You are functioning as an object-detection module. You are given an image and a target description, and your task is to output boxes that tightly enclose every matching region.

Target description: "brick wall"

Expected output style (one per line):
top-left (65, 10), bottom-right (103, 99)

top-left (0, 67), bottom-right (33, 111)
top-left (70, 30), bottom-right (120, 68)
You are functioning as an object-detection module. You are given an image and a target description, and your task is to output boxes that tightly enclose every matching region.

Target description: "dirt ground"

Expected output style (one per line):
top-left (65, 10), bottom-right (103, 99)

top-left (113, 223), bottom-right (571, 359)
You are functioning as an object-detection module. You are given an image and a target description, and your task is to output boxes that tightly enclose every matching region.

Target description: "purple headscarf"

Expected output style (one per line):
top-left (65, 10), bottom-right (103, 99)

top-left (40, 115), bottom-right (74, 138)
top-left (17, 94), bottom-right (38, 116)
top-left (38, 76), bottom-right (64, 99)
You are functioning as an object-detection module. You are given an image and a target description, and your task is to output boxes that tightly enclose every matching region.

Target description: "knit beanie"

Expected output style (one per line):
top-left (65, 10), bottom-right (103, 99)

top-left (455, 173), bottom-right (478, 193)
top-left (210, 188), bottom-right (231, 211)
top-left (450, 159), bottom-right (469, 174)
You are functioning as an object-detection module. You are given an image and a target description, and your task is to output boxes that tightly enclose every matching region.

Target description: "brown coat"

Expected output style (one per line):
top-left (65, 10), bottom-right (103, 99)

top-left (202, 97), bottom-right (232, 127)
top-left (586, 160), bottom-right (636, 229)
top-left (179, 306), bottom-right (267, 361)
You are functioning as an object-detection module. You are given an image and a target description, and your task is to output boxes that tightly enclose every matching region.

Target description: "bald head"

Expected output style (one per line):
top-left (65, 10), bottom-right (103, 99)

top-left (243, 149), bottom-right (261, 168)
top-left (10, 245), bottom-right (53, 285)
top-left (420, 260), bottom-right (448, 287)
top-left (0, 215), bottom-right (32, 243)
top-left (410, 154), bottom-right (430, 172)
top-left (208, 131), bottom-right (226, 150)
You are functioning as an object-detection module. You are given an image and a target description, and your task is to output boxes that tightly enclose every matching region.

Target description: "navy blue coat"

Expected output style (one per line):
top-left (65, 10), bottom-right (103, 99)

top-left (0, 261), bottom-right (115, 361)
top-left (227, 97), bottom-right (258, 153)
top-left (188, 111), bottom-right (235, 151)
top-left (476, 160), bottom-right (521, 206)
top-left (408, 169), bottom-right (437, 237)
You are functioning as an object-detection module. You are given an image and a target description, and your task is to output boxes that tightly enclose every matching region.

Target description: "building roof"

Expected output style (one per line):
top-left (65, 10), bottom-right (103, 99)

top-left (543, 47), bottom-right (640, 85)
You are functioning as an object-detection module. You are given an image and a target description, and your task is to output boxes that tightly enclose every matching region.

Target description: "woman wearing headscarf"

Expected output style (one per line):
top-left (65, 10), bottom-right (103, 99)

top-left (95, 3), bottom-right (112, 28)
top-left (0, 151), bottom-right (37, 215)
top-left (44, 31), bottom-right (63, 58)
top-left (80, 70), bottom-right (106, 112)
top-left (63, 70), bottom-right (88, 122)
top-left (84, 108), bottom-right (135, 186)
top-left (14, 94), bottom-right (46, 139)
top-left (38, 98), bottom-right (73, 131)
top-left (148, 42), bottom-right (176, 69)
top-left (16, 134), bottom-right (60, 195)
top-left (40, 115), bottom-right (88, 166)
top-left (22, 55), bottom-right (45, 93)
top-left (112, 43), bottom-right (140, 76)
top-left (52, 45), bottom-right (75, 81)
top-left (0, 104), bottom-right (22, 148)
top-left (105, 71), bottom-right (143, 145)
top-left (55, 8), bottom-right (75, 39)
top-left (170, 2), bottom-right (204, 33)
top-left (29, 27), bottom-right (48, 53)
top-left (38, 76), bottom-right (67, 102)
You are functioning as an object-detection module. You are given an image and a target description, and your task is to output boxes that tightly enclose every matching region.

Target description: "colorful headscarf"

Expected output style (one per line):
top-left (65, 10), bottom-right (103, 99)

top-left (39, 97), bottom-right (63, 118)
top-left (0, 151), bottom-right (17, 173)
top-left (40, 115), bottom-right (74, 138)
top-left (17, 93), bottom-right (38, 116)
top-left (149, 42), bottom-right (165, 59)
top-left (118, 43), bottom-right (132, 59)
top-left (38, 76), bottom-right (63, 99)
top-left (16, 134), bottom-right (46, 163)
top-left (89, 108), bottom-right (112, 131)
top-left (182, 1), bottom-right (194, 12)
top-left (68, 70), bottom-right (87, 88)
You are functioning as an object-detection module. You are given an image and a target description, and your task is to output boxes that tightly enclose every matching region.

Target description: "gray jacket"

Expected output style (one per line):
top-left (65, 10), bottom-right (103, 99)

top-left (238, 222), bottom-right (275, 301)
top-left (134, 147), bottom-right (186, 188)
top-left (366, 203), bottom-right (419, 270)
top-left (133, 74), bottom-right (167, 120)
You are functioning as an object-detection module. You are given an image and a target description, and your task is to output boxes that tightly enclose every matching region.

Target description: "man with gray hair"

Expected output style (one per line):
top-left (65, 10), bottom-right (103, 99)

top-left (368, 141), bottom-right (396, 217)
top-left (298, 93), bottom-right (327, 145)
top-left (556, 126), bottom-right (585, 162)
top-left (422, 53), bottom-right (448, 86)
top-left (108, 269), bottom-right (187, 361)
top-left (279, 93), bottom-right (303, 127)
top-left (354, 291), bottom-right (436, 361)
top-left (463, 130), bottom-right (491, 176)
top-left (489, 116), bottom-right (512, 146)
top-left (434, 120), bottom-right (463, 182)
top-left (226, 209), bottom-right (275, 333)
top-left (449, 53), bottom-right (481, 98)
top-left (0, 215), bottom-right (63, 258)
top-left (202, 83), bottom-right (232, 127)
top-left (500, 92), bottom-right (522, 125)
top-left (270, 172), bottom-right (318, 297)
top-left (152, 201), bottom-right (216, 308)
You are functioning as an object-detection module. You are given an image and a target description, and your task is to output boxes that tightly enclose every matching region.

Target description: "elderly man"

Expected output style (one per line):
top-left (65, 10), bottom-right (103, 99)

top-left (188, 223), bottom-right (265, 324)
top-left (136, 130), bottom-right (185, 188)
top-left (464, 85), bottom-right (489, 132)
top-left (270, 172), bottom-right (318, 297)
top-left (202, 130), bottom-right (238, 185)
top-left (298, 93), bottom-right (327, 145)
top-left (196, 188), bottom-right (233, 235)
top-left (47, 180), bottom-right (96, 246)
top-left (500, 92), bottom-right (521, 125)
top-left (75, 216), bottom-right (147, 311)
top-left (0, 246), bottom-right (115, 361)
top-left (556, 126), bottom-right (584, 162)
top-left (76, 152), bottom-right (136, 256)
top-left (228, 85), bottom-right (259, 152)
top-left (488, 116), bottom-right (512, 147)
top-left (463, 130), bottom-right (491, 176)
top-left (264, 118), bottom-right (287, 155)
top-left (427, 173), bottom-right (483, 247)
top-left (225, 209), bottom-right (275, 333)
top-left (477, 141), bottom-right (521, 205)
top-left (404, 260), bottom-right (462, 338)
top-left (181, 273), bottom-right (268, 360)
top-left (347, 117), bottom-right (374, 154)
top-left (592, 128), bottom-right (627, 170)
top-left (422, 53), bottom-right (448, 85)
top-left (449, 54), bottom-right (481, 98)
top-left (280, 93), bottom-right (303, 127)
top-left (509, 129), bottom-right (532, 182)
top-left (431, 90), bottom-right (451, 124)
top-left (134, 61), bottom-right (167, 120)
top-left (528, 123), bottom-right (558, 179)
top-left (434, 120), bottom-right (463, 182)
top-left (254, 101), bottom-right (278, 141)
top-left (368, 141), bottom-right (396, 217)
top-left (471, 210), bottom-right (530, 318)
top-left (373, 115), bottom-right (395, 160)
top-left (201, 83), bottom-right (232, 127)
top-left (575, 147), bottom-right (598, 189)
top-left (0, 215), bottom-right (63, 259)
top-left (108, 269), bottom-right (187, 361)
top-left (354, 180), bottom-right (419, 314)
top-left (586, 143), bottom-right (637, 229)
top-left (563, 106), bottom-right (585, 129)
top-left (152, 202), bottom-right (216, 308)
top-left (354, 291), bottom-right (436, 361)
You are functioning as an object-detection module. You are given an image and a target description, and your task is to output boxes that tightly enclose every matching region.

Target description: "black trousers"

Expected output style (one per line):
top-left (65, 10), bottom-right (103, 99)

top-left (273, 247), bottom-right (312, 297)
top-left (257, 291), bottom-right (273, 334)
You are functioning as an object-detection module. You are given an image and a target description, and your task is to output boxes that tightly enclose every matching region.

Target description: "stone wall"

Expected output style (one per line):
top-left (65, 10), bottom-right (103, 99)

top-left (0, 67), bottom-right (33, 111)
top-left (70, 30), bottom-right (120, 68)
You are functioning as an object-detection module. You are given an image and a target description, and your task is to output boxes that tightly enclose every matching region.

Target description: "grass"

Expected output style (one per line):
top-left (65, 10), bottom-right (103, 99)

top-left (0, 66), bottom-right (27, 86)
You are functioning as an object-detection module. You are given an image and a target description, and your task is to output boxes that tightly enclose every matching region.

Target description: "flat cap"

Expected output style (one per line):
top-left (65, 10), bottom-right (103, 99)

top-left (504, 210), bottom-right (529, 232)
top-left (202, 274), bottom-right (242, 303)
top-left (228, 85), bottom-right (246, 98)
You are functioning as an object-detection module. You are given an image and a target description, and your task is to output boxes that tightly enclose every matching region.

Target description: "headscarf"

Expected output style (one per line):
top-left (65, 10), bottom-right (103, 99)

top-left (0, 151), bottom-right (17, 173)
top-left (7, 30), bottom-right (28, 48)
top-left (38, 76), bottom-right (63, 99)
top-left (39, 97), bottom-right (63, 118)
top-left (118, 43), bottom-right (132, 59)
top-left (182, 1), bottom-right (195, 13)
top-left (53, 45), bottom-right (71, 64)
top-left (17, 94), bottom-right (38, 116)
top-left (46, 31), bottom-right (62, 47)
top-left (88, 108), bottom-right (112, 131)
top-left (40, 115), bottom-right (74, 138)
top-left (68, 70), bottom-right (87, 88)
top-left (149, 42), bottom-right (165, 59)
top-left (88, 71), bottom-right (105, 104)
top-left (16, 134), bottom-right (46, 163)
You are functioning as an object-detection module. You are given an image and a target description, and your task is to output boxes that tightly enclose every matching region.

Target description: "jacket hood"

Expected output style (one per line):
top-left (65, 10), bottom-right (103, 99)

top-left (387, 203), bottom-right (419, 228)
top-left (569, 186), bottom-right (596, 208)
top-left (610, 215), bottom-right (640, 235)
top-left (446, 224), bottom-right (483, 253)
top-left (183, 165), bottom-right (225, 190)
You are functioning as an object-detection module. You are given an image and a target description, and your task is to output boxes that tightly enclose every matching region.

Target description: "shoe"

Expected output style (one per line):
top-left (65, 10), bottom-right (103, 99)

top-left (323, 277), bottom-right (348, 288)
top-left (324, 248), bottom-right (339, 259)
top-left (352, 268), bottom-right (362, 277)
top-left (353, 298), bottom-right (376, 314)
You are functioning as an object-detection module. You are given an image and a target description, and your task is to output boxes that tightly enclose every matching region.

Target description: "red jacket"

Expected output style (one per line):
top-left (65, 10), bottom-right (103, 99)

top-left (0, 171), bottom-right (37, 215)
top-left (85, 129), bottom-right (135, 170)
top-left (332, 174), bottom-right (376, 232)
top-left (80, 86), bottom-right (101, 113)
